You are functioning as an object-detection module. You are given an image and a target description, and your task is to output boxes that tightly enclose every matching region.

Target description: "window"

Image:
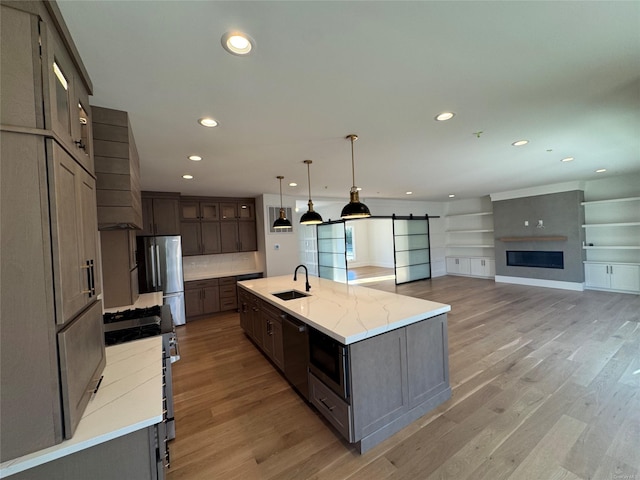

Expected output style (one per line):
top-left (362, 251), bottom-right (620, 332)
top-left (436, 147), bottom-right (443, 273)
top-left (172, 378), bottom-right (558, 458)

top-left (268, 206), bottom-right (293, 233)
top-left (345, 225), bottom-right (355, 261)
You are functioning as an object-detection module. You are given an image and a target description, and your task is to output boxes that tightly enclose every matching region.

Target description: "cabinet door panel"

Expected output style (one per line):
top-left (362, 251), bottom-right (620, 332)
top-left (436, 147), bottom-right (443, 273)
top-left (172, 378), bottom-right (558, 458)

top-left (271, 317), bottom-right (284, 371)
top-left (220, 222), bottom-right (239, 253)
top-left (202, 222), bottom-right (221, 254)
top-left (152, 198), bottom-right (180, 235)
top-left (79, 170), bottom-right (100, 297)
top-left (138, 197), bottom-right (154, 236)
top-left (201, 202), bottom-right (220, 220)
top-left (50, 142), bottom-right (90, 324)
top-left (610, 265), bottom-right (640, 292)
top-left (180, 201), bottom-right (199, 221)
top-left (220, 202), bottom-right (237, 220)
top-left (202, 286), bottom-right (220, 315)
top-left (406, 315), bottom-right (449, 408)
top-left (180, 222), bottom-right (201, 256)
top-left (184, 288), bottom-right (203, 318)
top-left (350, 328), bottom-right (408, 439)
top-left (584, 264), bottom-right (610, 289)
top-left (238, 221), bottom-right (257, 252)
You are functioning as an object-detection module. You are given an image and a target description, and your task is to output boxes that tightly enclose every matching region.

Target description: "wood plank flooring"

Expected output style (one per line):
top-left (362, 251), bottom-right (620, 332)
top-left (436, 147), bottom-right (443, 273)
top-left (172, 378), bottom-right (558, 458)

top-left (167, 276), bottom-right (640, 480)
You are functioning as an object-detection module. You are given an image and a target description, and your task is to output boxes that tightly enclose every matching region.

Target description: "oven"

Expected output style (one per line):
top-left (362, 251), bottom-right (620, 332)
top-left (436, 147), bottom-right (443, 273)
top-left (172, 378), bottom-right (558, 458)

top-left (103, 304), bottom-right (179, 441)
top-left (308, 327), bottom-right (349, 401)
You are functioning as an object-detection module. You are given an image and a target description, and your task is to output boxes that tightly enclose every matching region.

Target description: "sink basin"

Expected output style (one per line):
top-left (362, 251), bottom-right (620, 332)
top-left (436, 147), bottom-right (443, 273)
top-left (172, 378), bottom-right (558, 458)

top-left (272, 290), bottom-right (310, 301)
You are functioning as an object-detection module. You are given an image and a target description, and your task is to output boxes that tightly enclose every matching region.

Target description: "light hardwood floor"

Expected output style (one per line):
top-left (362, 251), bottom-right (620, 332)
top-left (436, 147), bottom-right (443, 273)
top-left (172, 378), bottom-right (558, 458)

top-left (167, 276), bottom-right (640, 480)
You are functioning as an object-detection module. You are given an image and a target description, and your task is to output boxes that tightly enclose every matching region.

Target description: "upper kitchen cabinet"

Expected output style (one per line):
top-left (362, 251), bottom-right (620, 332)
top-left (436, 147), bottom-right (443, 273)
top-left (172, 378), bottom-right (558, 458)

top-left (180, 197), bottom-right (221, 256)
top-left (139, 191), bottom-right (181, 236)
top-left (48, 139), bottom-right (101, 325)
top-left (93, 106), bottom-right (142, 229)
top-left (220, 200), bottom-right (255, 221)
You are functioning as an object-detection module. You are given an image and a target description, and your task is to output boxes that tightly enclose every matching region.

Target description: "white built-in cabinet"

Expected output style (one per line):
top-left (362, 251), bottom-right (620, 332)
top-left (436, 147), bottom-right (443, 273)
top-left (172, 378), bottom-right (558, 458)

top-left (582, 196), bottom-right (640, 294)
top-left (444, 198), bottom-right (495, 278)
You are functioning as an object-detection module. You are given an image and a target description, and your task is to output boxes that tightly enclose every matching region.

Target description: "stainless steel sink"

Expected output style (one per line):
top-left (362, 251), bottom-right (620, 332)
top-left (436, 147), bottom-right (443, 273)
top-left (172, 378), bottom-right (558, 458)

top-left (272, 290), bottom-right (310, 301)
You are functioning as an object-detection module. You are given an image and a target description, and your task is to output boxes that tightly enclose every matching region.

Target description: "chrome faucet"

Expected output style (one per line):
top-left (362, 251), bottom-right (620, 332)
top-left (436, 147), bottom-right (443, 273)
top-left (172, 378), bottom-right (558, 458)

top-left (293, 264), bottom-right (311, 292)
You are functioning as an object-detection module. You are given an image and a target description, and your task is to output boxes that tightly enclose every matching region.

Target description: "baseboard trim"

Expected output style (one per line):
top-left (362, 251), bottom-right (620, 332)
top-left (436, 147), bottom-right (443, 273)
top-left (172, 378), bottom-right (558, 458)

top-left (495, 275), bottom-right (584, 291)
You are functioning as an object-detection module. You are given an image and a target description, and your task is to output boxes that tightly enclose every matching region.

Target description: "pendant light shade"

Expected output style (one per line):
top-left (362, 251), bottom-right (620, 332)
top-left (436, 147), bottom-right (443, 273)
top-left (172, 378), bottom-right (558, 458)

top-left (300, 160), bottom-right (323, 225)
top-left (273, 176), bottom-right (292, 230)
top-left (341, 134), bottom-right (371, 219)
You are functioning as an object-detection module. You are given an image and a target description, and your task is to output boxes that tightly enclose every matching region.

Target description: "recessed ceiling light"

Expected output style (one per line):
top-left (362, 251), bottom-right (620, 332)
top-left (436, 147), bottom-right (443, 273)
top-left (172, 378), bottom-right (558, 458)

top-left (595, 168), bottom-right (607, 173)
top-left (406, 191), bottom-right (413, 195)
top-left (221, 31), bottom-right (254, 56)
top-left (512, 140), bottom-right (529, 146)
top-left (449, 194), bottom-right (456, 198)
top-left (188, 155), bottom-right (202, 161)
top-left (198, 117), bottom-right (218, 127)
top-left (561, 157), bottom-right (574, 162)
top-left (182, 174), bottom-right (193, 180)
top-left (289, 182), bottom-right (297, 187)
top-left (435, 112), bottom-right (455, 121)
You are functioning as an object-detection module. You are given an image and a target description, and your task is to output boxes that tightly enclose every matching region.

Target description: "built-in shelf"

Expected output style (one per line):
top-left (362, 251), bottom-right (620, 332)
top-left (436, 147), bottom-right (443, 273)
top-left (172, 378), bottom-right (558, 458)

top-left (446, 229), bottom-right (494, 233)
top-left (446, 211), bottom-right (493, 218)
top-left (581, 196), bottom-right (640, 206)
top-left (582, 222), bottom-right (640, 228)
top-left (583, 246), bottom-right (640, 250)
top-left (498, 236), bottom-right (568, 242)
top-left (447, 244), bottom-right (495, 248)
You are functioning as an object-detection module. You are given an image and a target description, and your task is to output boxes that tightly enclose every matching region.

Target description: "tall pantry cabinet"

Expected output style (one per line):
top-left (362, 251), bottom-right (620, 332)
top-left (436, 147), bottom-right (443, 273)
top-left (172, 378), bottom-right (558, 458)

top-left (0, 0), bottom-right (104, 462)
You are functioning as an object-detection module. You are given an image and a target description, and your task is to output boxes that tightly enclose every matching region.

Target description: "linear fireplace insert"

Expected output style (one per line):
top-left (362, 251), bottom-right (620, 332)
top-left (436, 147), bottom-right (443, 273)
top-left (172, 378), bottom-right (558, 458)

top-left (506, 250), bottom-right (564, 269)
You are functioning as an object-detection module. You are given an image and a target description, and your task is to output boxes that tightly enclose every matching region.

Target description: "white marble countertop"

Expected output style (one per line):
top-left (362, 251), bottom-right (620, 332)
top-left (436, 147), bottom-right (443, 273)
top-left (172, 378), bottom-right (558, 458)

top-left (183, 268), bottom-right (263, 282)
top-left (0, 337), bottom-right (163, 477)
top-left (103, 291), bottom-right (164, 313)
top-left (238, 275), bottom-right (451, 344)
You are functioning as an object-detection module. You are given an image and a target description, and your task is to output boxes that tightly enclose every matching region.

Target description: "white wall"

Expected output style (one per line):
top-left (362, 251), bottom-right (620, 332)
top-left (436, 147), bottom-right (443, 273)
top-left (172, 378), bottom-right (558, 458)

top-left (367, 219), bottom-right (394, 268)
top-left (262, 193), bottom-right (303, 277)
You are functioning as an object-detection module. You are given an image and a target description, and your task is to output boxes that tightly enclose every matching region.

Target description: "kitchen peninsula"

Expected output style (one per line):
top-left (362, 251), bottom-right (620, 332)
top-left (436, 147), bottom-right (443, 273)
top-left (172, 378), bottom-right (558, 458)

top-left (238, 275), bottom-right (451, 453)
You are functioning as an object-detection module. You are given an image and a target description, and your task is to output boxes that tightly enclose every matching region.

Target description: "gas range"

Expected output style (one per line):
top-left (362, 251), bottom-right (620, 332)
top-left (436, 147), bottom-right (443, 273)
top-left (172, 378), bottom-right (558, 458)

top-left (103, 305), bottom-right (170, 346)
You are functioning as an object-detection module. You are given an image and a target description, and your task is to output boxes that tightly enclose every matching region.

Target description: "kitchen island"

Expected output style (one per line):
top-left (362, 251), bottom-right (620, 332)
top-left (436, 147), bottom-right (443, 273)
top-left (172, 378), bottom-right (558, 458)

top-left (238, 274), bottom-right (451, 453)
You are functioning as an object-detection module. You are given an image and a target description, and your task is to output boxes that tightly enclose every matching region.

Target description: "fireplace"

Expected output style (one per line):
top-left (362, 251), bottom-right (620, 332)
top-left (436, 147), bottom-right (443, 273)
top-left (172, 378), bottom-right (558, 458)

top-left (506, 251), bottom-right (564, 269)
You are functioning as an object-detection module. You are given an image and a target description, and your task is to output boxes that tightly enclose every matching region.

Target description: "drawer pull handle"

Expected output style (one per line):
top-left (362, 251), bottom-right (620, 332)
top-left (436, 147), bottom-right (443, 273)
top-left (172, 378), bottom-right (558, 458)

top-left (319, 397), bottom-right (335, 412)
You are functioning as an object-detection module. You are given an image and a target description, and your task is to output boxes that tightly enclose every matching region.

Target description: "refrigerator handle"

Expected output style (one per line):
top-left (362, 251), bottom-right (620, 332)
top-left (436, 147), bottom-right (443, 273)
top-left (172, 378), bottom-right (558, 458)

top-left (150, 245), bottom-right (157, 288)
top-left (156, 244), bottom-right (163, 288)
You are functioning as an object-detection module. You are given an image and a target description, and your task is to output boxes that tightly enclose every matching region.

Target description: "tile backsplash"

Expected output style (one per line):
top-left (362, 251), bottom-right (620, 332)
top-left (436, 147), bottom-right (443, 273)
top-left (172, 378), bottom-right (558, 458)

top-left (183, 252), bottom-right (260, 278)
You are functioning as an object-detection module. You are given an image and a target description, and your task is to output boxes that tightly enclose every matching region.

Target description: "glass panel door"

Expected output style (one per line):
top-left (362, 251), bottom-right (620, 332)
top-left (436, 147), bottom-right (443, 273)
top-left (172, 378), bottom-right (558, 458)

top-left (393, 218), bottom-right (431, 284)
top-left (317, 222), bottom-right (347, 283)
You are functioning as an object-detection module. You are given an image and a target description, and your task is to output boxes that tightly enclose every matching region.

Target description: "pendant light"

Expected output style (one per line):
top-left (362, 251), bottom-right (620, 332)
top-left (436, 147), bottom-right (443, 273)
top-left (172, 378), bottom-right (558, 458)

top-left (273, 176), bottom-right (292, 230)
top-left (341, 134), bottom-right (371, 219)
top-left (300, 160), bottom-right (323, 225)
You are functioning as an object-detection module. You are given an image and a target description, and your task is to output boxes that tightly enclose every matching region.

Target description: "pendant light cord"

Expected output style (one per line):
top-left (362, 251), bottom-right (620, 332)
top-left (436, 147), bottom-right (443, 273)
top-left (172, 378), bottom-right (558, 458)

top-left (306, 161), bottom-right (313, 201)
top-left (350, 135), bottom-right (356, 189)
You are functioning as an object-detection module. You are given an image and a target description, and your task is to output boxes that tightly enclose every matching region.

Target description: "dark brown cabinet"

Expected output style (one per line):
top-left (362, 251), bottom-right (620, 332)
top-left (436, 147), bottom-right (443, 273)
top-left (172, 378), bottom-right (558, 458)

top-left (184, 279), bottom-right (220, 319)
top-left (238, 290), bottom-right (284, 371)
top-left (139, 192), bottom-right (180, 236)
top-left (180, 198), bottom-right (221, 255)
top-left (181, 197), bottom-right (256, 256)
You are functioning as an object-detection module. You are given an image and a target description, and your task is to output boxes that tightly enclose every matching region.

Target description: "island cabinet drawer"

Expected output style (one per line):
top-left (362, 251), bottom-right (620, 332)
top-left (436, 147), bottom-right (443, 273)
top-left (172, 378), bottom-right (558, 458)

top-left (309, 373), bottom-right (353, 442)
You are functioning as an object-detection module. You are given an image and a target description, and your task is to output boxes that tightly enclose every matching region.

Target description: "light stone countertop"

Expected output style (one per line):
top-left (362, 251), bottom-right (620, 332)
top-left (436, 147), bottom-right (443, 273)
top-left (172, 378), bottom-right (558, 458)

top-left (0, 337), bottom-right (163, 477)
top-left (238, 275), bottom-right (451, 345)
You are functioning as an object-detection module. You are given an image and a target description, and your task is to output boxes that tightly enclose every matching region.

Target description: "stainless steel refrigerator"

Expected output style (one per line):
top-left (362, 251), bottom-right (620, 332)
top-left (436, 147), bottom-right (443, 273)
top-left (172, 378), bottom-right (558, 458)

top-left (137, 236), bottom-right (186, 325)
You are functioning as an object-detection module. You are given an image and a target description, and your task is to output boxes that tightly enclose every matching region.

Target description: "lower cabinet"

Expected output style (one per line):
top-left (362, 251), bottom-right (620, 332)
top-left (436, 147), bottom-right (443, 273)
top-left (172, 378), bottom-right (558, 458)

top-left (446, 256), bottom-right (495, 278)
top-left (585, 262), bottom-right (640, 293)
top-left (184, 279), bottom-right (219, 320)
top-left (238, 290), bottom-right (284, 371)
top-left (8, 425), bottom-right (167, 480)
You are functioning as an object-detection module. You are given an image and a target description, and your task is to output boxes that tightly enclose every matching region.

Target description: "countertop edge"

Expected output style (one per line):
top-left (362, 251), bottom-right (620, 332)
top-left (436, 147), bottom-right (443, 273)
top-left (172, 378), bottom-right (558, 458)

top-left (0, 337), bottom-right (163, 477)
top-left (238, 277), bottom-right (451, 344)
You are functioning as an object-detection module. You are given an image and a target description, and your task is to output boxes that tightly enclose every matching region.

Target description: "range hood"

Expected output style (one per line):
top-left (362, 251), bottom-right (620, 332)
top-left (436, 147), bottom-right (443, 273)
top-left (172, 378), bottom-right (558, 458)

top-left (93, 106), bottom-right (143, 230)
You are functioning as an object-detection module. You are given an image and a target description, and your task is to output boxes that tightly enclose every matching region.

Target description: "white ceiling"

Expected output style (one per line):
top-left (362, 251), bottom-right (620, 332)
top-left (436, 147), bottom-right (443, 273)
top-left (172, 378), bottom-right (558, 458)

top-left (57, 0), bottom-right (640, 202)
